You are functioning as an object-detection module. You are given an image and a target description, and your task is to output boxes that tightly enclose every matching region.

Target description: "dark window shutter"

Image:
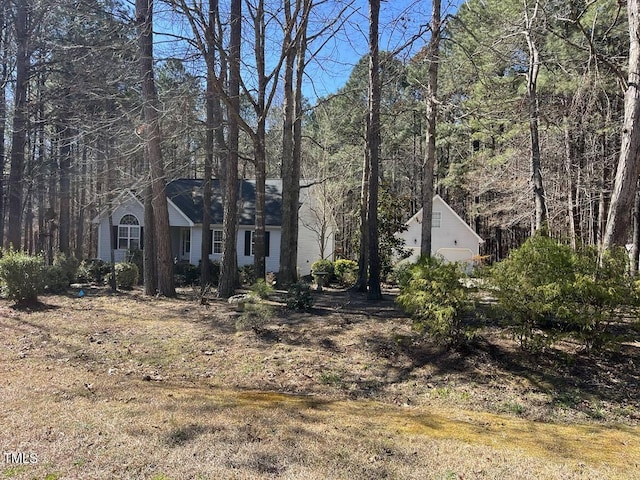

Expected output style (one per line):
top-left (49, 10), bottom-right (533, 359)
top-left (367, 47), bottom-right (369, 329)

top-left (112, 226), bottom-right (118, 250)
top-left (265, 231), bottom-right (270, 257)
top-left (140, 227), bottom-right (144, 249)
top-left (244, 230), bottom-right (251, 256)
top-left (209, 229), bottom-right (213, 255)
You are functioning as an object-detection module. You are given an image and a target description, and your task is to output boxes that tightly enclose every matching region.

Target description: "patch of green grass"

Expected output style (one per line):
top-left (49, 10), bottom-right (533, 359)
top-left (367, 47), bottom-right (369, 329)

top-left (433, 387), bottom-right (451, 399)
top-left (320, 371), bottom-right (343, 387)
top-left (502, 401), bottom-right (526, 415)
top-left (586, 401), bottom-right (607, 420)
top-left (554, 389), bottom-right (583, 410)
top-left (2, 466), bottom-right (28, 478)
top-left (437, 471), bottom-right (459, 480)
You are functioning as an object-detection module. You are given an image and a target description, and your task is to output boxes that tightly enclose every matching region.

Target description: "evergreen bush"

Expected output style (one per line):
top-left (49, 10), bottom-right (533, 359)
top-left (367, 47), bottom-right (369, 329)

top-left (396, 256), bottom-right (476, 348)
top-left (251, 278), bottom-right (274, 299)
top-left (285, 281), bottom-right (314, 310)
top-left (77, 259), bottom-right (109, 284)
top-left (53, 252), bottom-right (80, 284)
top-left (175, 262), bottom-right (200, 286)
top-left (489, 234), bottom-right (636, 352)
top-left (114, 262), bottom-right (139, 290)
top-left (334, 259), bottom-right (358, 286)
top-left (0, 250), bottom-right (44, 303)
top-left (390, 262), bottom-right (413, 289)
top-left (239, 264), bottom-right (256, 285)
top-left (311, 259), bottom-right (334, 283)
top-left (43, 265), bottom-right (69, 293)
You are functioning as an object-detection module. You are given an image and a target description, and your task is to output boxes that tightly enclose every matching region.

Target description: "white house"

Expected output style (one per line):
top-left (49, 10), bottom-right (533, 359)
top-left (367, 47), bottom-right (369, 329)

top-left (93, 179), bottom-right (335, 276)
top-left (398, 195), bottom-right (484, 267)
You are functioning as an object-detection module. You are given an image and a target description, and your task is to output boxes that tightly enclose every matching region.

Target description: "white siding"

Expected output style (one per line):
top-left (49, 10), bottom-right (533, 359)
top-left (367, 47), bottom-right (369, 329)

top-left (297, 185), bottom-right (336, 276)
top-left (95, 182), bottom-right (335, 276)
top-left (167, 198), bottom-right (194, 227)
top-left (189, 226), bottom-right (225, 266)
top-left (398, 196), bottom-right (482, 266)
top-left (190, 227), bottom-right (203, 265)
top-left (95, 196), bottom-right (145, 262)
top-left (236, 228), bottom-right (281, 273)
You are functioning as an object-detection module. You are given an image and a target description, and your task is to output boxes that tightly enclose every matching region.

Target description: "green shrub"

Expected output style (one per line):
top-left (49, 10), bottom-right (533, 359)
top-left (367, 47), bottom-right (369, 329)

top-left (236, 302), bottom-right (273, 332)
top-left (127, 248), bottom-right (144, 283)
top-left (43, 265), bottom-right (69, 293)
top-left (285, 281), bottom-right (314, 310)
top-left (174, 262), bottom-right (200, 286)
top-left (0, 250), bottom-right (44, 303)
top-left (198, 260), bottom-right (221, 286)
top-left (239, 264), bottom-right (256, 285)
top-left (334, 259), bottom-right (358, 286)
top-left (114, 262), bottom-right (139, 290)
top-left (396, 256), bottom-right (476, 348)
top-left (53, 252), bottom-right (80, 284)
top-left (390, 262), bottom-right (413, 289)
top-left (311, 259), bottom-right (334, 283)
top-left (490, 234), bottom-right (573, 351)
top-left (489, 234), bottom-right (636, 352)
top-left (251, 278), bottom-right (274, 299)
top-left (77, 259), bottom-right (110, 283)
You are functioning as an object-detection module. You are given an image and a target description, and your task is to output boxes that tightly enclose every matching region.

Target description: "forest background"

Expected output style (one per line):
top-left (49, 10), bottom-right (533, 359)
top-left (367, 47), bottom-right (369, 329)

top-left (0, 0), bottom-right (637, 296)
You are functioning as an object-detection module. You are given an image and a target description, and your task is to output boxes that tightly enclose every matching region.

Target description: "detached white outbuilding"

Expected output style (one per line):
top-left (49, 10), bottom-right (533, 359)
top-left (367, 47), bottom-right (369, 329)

top-left (398, 195), bottom-right (484, 267)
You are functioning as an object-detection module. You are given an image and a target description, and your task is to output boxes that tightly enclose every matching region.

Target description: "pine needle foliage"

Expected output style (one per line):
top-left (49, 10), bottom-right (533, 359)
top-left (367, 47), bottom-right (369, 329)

top-left (397, 256), bottom-right (476, 348)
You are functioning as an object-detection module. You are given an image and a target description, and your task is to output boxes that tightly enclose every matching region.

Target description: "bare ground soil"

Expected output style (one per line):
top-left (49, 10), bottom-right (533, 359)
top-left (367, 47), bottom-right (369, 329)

top-left (0, 286), bottom-right (638, 479)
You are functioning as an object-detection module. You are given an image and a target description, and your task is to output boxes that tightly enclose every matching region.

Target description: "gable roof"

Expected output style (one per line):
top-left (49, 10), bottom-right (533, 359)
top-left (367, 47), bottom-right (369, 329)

top-left (165, 179), bottom-right (283, 226)
top-left (405, 195), bottom-right (484, 244)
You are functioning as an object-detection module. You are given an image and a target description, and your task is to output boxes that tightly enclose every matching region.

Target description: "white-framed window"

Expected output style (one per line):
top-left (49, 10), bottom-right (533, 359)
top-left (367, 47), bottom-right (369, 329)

top-left (432, 211), bottom-right (442, 228)
top-left (210, 230), bottom-right (223, 254)
top-left (118, 214), bottom-right (140, 250)
top-left (181, 229), bottom-right (191, 256)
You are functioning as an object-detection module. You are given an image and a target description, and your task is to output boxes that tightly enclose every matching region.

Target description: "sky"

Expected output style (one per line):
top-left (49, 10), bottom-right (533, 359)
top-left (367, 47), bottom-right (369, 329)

top-left (301, 0), bottom-right (461, 101)
top-left (154, 0), bottom-right (463, 103)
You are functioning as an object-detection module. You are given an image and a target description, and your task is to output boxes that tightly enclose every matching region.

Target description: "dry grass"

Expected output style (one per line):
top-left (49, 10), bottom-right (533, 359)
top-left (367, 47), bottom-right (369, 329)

top-left (0, 287), bottom-right (638, 479)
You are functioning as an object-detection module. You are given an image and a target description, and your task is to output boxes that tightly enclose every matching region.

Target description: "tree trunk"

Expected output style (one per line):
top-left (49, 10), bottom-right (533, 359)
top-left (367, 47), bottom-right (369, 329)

top-left (251, 0), bottom-right (268, 281)
top-left (279, 0), bottom-right (299, 287)
top-left (525, 0), bottom-right (547, 232)
top-left (143, 174), bottom-right (157, 295)
top-left (6, 0), bottom-right (29, 250)
top-left (75, 147), bottom-right (87, 259)
top-left (136, 0), bottom-right (175, 297)
top-left (58, 121), bottom-right (72, 255)
top-left (564, 112), bottom-right (577, 249)
top-left (201, 53), bottom-right (214, 287)
top-left (355, 151), bottom-right (369, 292)
top-left (420, 0), bottom-right (441, 257)
top-left (366, 0), bottom-right (382, 300)
top-left (602, 0), bottom-right (640, 251)
top-left (253, 138), bottom-right (267, 279)
top-left (218, 0), bottom-right (242, 298)
top-left (631, 186), bottom-right (640, 274)
top-left (0, 20), bottom-right (6, 245)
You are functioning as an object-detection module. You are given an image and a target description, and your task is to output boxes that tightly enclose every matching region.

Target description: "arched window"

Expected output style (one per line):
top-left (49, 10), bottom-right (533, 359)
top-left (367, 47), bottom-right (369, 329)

top-left (118, 215), bottom-right (140, 250)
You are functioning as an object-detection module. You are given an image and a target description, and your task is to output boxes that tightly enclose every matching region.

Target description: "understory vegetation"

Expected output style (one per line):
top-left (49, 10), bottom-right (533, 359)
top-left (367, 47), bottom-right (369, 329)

top-left (396, 234), bottom-right (640, 355)
top-left (0, 287), bottom-right (637, 479)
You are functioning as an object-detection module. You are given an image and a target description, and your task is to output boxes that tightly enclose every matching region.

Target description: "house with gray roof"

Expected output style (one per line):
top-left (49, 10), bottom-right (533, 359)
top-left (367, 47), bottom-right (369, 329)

top-left (92, 179), bottom-right (335, 276)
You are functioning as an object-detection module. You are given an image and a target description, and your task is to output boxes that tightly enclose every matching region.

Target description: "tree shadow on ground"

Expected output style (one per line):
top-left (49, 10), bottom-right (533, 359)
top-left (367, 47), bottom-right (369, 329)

top-left (249, 287), bottom-right (640, 421)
